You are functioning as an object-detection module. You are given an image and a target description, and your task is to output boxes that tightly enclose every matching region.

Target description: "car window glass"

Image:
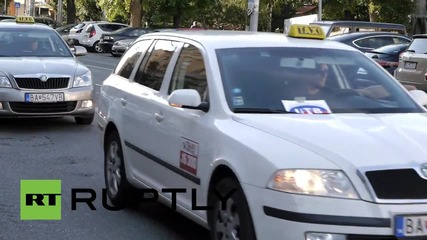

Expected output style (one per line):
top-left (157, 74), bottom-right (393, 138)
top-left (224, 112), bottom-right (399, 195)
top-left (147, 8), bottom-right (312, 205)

top-left (114, 40), bottom-right (153, 79)
top-left (407, 38), bottom-right (427, 53)
top-left (84, 24), bottom-right (93, 33)
top-left (169, 43), bottom-right (208, 102)
top-left (393, 37), bottom-right (410, 44)
top-left (133, 39), bottom-right (179, 91)
top-left (215, 47), bottom-right (422, 114)
top-left (0, 28), bottom-right (73, 57)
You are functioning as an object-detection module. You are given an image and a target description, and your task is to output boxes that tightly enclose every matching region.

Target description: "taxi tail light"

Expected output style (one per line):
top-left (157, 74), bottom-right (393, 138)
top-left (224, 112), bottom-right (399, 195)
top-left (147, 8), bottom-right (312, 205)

top-left (89, 29), bottom-right (96, 38)
top-left (375, 59), bottom-right (399, 68)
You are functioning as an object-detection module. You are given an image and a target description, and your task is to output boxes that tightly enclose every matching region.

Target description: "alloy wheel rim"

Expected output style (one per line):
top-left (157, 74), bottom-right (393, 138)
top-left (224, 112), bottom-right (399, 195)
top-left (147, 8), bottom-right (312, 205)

top-left (106, 141), bottom-right (121, 196)
top-left (215, 197), bottom-right (240, 240)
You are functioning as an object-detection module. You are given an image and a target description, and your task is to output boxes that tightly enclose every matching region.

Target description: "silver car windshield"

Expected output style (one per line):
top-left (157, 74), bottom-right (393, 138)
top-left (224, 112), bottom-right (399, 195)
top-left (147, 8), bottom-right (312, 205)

top-left (0, 28), bottom-right (73, 57)
top-left (216, 47), bottom-right (423, 114)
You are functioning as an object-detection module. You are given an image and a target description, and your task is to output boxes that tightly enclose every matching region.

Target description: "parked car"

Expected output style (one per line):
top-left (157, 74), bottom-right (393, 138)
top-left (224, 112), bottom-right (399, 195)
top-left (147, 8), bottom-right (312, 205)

top-left (111, 38), bottom-right (135, 57)
top-left (365, 43), bottom-right (409, 74)
top-left (67, 21), bottom-right (99, 46)
top-left (55, 23), bottom-right (77, 42)
top-left (395, 34), bottom-right (427, 91)
top-left (327, 32), bottom-right (412, 52)
top-left (80, 22), bottom-right (129, 53)
top-left (34, 17), bottom-right (59, 28)
top-left (0, 15), bottom-right (15, 21)
top-left (311, 21), bottom-right (407, 37)
top-left (99, 27), bottom-right (152, 54)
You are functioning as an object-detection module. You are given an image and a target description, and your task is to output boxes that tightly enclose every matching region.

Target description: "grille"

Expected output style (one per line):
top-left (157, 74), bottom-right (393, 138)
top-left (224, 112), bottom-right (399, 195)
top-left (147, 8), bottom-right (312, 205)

top-left (9, 102), bottom-right (77, 113)
top-left (14, 77), bottom-right (69, 89)
top-left (348, 235), bottom-right (398, 240)
top-left (365, 169), bottom-right (427, 199)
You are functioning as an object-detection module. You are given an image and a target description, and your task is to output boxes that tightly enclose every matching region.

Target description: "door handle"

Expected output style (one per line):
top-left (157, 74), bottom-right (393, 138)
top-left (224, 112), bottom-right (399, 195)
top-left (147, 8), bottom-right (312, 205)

top-left (154, 112), bottom-right (164, 122)
top-left (120, 98), bottom-right (127, 106)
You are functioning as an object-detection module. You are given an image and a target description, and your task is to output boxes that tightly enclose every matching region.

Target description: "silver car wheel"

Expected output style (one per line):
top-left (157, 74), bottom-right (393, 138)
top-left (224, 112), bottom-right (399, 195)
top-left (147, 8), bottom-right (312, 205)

top-left (106, 141), bottom-right (121, 196)
top-left (215, 197), bottom-right (240, 240)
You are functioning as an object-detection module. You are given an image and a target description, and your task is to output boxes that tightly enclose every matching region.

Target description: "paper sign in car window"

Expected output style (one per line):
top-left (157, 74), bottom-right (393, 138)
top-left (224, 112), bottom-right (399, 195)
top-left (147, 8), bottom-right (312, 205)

top-left (282, 100), bottom-right (332, 114)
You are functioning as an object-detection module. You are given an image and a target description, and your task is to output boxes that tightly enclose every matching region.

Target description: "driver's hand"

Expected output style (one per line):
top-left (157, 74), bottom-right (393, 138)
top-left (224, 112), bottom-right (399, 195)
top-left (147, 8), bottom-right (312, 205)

top-left (357, 85), bottom-right (390, 99)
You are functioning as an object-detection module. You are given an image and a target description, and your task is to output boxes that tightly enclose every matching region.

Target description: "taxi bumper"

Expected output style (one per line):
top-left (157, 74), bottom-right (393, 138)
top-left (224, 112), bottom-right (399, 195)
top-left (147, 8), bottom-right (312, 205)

top-left (0, 86), bottom-right (94, 118)
top-left (243, 183), bottom-right (427, 239)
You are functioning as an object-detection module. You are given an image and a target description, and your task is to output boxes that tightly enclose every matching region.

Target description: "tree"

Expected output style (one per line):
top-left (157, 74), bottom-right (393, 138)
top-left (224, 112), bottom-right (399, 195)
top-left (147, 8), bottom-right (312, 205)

top-left (130, 0), bottom-right (142, 27)
top-left (67, 0), bottom-right (76, 24)
top-left (96, 0), bottom-right (131, 23)
top-left (75, 0), bottom-right (103, 21)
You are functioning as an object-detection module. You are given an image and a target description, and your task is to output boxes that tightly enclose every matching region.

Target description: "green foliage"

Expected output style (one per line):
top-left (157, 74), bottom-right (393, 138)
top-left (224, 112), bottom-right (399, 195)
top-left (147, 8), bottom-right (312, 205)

top-left (75, 0), bottom-right (103, 21)
top-left (322, 0), bottom-right (369, 21)
top-left (96, 0), bottom-right (131, 23)
top-left (58, 0), bottom-right (417, 32)
top-left (370, 0), bottom-right (415, 25)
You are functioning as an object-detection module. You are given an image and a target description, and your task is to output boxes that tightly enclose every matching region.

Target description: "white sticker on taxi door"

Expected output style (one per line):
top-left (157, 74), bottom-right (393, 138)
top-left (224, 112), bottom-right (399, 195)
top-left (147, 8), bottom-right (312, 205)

top-left (179, 137), bottom-right (199, 175)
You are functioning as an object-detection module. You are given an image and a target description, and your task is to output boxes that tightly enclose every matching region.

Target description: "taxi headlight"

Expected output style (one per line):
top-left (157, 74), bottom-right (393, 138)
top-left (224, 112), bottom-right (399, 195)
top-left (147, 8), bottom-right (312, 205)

top-left (267, 169), bottom-right (359, 199)
top-left (0, 76), bottom-right (11, 88)
top-left (73, 71), bottom-right (92, 87)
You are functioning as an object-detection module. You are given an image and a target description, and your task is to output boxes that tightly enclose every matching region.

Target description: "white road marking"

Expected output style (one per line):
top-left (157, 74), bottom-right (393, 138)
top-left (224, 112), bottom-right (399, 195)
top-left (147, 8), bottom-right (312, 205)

top-left (85, 64), bottom-right (113, 71)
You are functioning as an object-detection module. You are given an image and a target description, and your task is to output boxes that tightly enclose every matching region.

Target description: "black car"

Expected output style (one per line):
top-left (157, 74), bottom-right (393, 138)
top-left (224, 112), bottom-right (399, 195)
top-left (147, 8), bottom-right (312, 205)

top-left (99, 27), bottom-right (152, 53)
top-left (327, 32), bottom-right (412, 53)
top-left (365, 43), bottom-right (409, 74)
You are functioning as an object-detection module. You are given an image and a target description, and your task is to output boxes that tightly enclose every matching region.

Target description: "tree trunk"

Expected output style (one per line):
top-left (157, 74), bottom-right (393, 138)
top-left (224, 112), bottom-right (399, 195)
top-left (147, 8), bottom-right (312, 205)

top-left (173, 3), bottom-right (183, 28)
top-left (66, 0), bottom-right (76, 24)
top-left (130, 0), bottom-right (142, 27)
top-left (267, 2), bottom-right (273, 32)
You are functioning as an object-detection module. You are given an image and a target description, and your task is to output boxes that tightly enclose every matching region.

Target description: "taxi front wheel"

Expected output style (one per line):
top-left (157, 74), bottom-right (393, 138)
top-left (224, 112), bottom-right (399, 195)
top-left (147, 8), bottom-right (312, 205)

top-left (208, 177), bottom-right (257, 240)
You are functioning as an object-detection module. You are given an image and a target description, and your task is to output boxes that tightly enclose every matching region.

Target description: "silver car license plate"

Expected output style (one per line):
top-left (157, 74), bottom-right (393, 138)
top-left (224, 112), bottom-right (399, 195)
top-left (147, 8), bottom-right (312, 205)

top-left (394, 214), bottom-right (427, 238)
top-left (404, 61), bottom-right (417, 69)
top-left (25, 93), bottom-right (65, 103)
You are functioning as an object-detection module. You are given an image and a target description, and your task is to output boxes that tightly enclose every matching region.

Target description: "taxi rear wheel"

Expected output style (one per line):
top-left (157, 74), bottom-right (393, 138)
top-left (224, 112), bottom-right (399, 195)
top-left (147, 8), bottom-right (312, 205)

top-left (104, 131), bottom-right (136, 208)
top-left (208, 177), bottom-right (257, 240)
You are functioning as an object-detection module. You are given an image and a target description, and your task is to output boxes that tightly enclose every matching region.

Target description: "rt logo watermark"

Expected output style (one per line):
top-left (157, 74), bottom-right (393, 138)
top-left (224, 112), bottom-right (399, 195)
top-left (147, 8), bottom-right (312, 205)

top-left (20, 179), bottom-right (236, 220)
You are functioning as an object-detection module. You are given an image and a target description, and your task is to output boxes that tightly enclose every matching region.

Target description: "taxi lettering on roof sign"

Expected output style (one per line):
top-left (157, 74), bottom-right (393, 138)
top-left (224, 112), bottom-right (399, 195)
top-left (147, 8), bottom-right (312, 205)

top-left (16, 16), bottom-right (35, 24)
top-left (288, 24), bottom-right (325, 40)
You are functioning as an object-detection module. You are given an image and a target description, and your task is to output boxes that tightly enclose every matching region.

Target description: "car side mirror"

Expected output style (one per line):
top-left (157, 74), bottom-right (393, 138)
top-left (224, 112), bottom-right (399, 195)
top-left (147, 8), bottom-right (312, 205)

top-left (73, 45), bottom-right (87, 57)
top-left (409, 90), bottom-right (427, 106)
top-left (168, 89), bottom-right (209, 112)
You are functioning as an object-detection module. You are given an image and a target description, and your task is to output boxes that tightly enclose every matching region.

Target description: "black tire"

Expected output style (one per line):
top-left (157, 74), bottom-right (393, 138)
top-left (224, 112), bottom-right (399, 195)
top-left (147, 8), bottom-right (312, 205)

top-left (208, 177), bottom-right (257, 240)
top-left (93, 41), bottom-right (104, 53)
top-left (75, 113), bottom-right (94, 125)
top-left (104, 130), bottom-right (139, 208)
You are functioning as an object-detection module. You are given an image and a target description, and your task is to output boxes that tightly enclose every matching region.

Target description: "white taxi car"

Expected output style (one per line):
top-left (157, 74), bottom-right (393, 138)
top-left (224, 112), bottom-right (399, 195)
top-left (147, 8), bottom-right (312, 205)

top-left (97, 25), bottom-right (427, 239)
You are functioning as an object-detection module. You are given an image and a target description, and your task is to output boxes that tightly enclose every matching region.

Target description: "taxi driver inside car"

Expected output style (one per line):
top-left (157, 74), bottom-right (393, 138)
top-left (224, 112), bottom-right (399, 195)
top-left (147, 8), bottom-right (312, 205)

top-left (281, 24), bottom-right (419, 115)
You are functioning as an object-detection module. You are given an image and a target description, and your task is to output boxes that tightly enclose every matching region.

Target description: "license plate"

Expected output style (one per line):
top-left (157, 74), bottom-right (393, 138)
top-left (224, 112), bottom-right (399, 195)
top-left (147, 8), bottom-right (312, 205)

top-left (394, 215), bottom-right (427, 237)
top-left (25, 93), bottom-right (64, 103)
top-left (404, 61), bottom-right (417, 69)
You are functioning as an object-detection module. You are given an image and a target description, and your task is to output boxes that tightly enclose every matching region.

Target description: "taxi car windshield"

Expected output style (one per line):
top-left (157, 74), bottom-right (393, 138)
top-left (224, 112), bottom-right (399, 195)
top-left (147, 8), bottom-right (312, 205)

top-left (0, 28), bottom-right (73, 57)
top-left (216, 47), bottom-right (424, 114)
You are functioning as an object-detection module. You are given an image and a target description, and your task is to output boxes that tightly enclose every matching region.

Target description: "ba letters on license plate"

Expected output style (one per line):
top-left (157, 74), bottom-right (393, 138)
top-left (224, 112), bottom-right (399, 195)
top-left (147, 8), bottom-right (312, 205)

top-left (404, 62), bottom-right (417, 69)
top-left (25, 93), bottom-right (64, 103)
top-left (395, 215), bottom-right (427, 237)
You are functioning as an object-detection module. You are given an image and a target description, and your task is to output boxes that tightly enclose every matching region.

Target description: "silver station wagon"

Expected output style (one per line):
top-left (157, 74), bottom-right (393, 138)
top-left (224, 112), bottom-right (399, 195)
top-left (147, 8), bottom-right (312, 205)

top-left (0, 16), bottom-right (94, 124)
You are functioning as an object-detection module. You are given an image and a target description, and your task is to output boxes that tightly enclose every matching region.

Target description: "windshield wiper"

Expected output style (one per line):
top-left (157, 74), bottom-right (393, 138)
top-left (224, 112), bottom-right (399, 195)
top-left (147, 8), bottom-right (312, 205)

top-left (233, 107), bottom-right (295, 114)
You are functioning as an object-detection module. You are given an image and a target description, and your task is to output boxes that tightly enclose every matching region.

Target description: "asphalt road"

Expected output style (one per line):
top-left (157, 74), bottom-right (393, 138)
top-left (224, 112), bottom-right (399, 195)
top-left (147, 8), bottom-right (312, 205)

top-left (0, 53), bottom-right (210, 240)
